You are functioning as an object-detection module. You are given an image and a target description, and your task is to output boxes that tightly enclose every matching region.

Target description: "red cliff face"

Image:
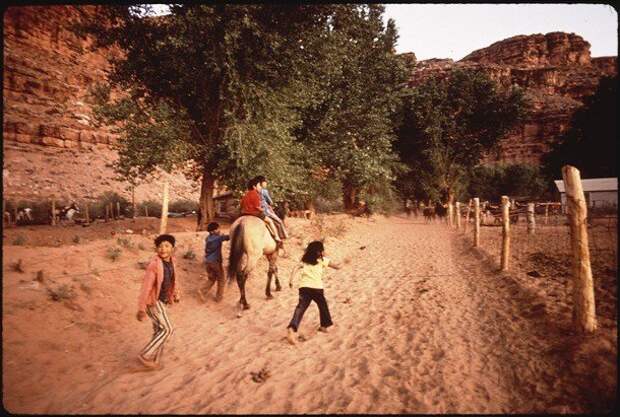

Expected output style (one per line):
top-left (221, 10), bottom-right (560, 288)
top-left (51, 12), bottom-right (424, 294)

top-left (406, 32), bottom-right (617, 165)
top-left (3, 5), bottom-right (200, 203)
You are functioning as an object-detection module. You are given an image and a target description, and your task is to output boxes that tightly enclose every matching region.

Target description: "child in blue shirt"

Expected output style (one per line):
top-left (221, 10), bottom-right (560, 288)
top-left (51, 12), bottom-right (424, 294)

top-left (200, 222), bottom-right (229, 302)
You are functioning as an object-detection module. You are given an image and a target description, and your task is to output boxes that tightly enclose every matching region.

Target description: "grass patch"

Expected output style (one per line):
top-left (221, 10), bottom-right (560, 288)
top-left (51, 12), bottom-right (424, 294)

top-left (106, 246), bottom-right (122, 262)
top-left (47, 284), bottom-right (76, 301)
top-left (116, 237), bottom-right (134, 249)
top-left (12, 235), bottom-right (26, 246)
top-left (10, 259), bottom-right (25, 273)
top-left (183, 247), bottom-right (197, 260)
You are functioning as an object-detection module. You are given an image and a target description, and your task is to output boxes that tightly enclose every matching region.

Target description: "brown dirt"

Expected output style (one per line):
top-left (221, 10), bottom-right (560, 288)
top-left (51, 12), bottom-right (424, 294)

top-left (2, 213), bottom-right (617, 413)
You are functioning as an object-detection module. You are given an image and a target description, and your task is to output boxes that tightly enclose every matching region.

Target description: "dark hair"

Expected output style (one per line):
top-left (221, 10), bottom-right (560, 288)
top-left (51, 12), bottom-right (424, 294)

top-left (247, 177), bottom-right (259, 190)
top-left (154, 234), bottom-right (176, 247)
top-left (256, 175), bottom-right (266, 183)
top-left (207, 222), bottom-right (219, 232)
top-left (301, 240), bottom-right (324, 265)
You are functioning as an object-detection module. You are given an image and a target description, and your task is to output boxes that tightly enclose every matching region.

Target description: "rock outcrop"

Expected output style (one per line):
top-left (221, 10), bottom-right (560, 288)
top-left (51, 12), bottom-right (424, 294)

top-left (2, 5), bottom-right (200, 203)
top-left (406, 32), bottom-right (617, 164)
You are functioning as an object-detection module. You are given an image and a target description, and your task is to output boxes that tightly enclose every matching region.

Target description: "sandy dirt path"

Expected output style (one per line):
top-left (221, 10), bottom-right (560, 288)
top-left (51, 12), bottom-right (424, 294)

top-left (3, 214), bottom-right (615, 413)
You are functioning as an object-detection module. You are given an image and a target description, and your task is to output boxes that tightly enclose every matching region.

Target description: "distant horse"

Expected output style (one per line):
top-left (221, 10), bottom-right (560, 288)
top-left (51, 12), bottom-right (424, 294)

top-left (17, 208), bottom-right (34, 224)
top-left (423, 207), bottom-right (435, 222)
top-left (434, 202), bottom-right (447, 222)
top-left (53, 202), bottom-right (80, 224)
top-left (228, 215), bottom-right (281, 315)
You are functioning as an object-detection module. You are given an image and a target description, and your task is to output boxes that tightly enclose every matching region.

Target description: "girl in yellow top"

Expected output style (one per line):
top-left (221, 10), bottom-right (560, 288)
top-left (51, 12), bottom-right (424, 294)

top-left (287, 240), bottom-right (341, 345)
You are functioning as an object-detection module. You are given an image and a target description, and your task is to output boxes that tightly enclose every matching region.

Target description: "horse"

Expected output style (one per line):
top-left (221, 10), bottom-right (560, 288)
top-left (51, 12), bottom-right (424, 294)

top-left (423, 207), bottom-right (435, 222)
top-left (434, 202), bottom-right (447, 222)
top-left (227, 215), bottom-right (282, 315)
top-left (17, 207), bottom-right (34, 224)
top-left (53, 202), bottom-right (80, 224)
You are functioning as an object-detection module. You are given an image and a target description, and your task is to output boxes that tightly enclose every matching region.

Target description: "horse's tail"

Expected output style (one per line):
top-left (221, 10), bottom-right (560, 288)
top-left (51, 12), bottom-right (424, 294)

top-left (227, 221), bottom-right (244, 284)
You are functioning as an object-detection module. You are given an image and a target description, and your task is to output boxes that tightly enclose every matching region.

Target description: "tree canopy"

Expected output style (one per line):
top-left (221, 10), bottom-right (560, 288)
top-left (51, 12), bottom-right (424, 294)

top-left (542, 75), bottom-right (617, 180)
top-left (394, 69), bottom-right (527, 202)
top-left (78, 4), bottom-right (406, 224)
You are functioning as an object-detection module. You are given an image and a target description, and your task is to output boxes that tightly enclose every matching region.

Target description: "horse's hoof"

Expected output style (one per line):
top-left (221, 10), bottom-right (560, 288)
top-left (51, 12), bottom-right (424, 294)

top-left (243, 304), bottom-right (251, 310)
top-left (275, 286), bottom-right (282, 292)
top-left (266, 294), bottom-right (274, 300)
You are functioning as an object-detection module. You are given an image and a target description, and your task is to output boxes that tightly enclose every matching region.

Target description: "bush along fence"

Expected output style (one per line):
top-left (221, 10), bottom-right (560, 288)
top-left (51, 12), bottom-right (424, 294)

top-left (2, 183), bottom-right (198, 230)
top-left (445, 165), bottom-right (616, 334)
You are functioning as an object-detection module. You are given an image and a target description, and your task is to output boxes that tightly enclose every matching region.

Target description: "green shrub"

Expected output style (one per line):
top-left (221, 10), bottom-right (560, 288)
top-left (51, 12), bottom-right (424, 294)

top-left (168, 199), bottom-right (199, 213)
top-left (139, 200), bottom-right (162, 218)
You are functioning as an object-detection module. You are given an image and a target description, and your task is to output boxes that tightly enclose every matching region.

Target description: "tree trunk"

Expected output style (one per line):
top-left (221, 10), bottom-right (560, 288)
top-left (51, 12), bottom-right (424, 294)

top-left (342, 181), bottom-right (357, 211)
top-left (198, 168), bottom-right (216, 231)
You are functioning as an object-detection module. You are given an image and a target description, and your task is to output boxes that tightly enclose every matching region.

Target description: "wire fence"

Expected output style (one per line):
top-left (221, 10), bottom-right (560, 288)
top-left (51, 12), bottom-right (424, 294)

top-left (451, 198), bottom-right (617, 325)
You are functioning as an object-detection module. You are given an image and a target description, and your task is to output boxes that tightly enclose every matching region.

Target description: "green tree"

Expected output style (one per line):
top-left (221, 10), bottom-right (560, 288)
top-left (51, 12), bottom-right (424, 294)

top-left (467, 164), bottom-right (547, 201)
top-left (78, 5), bottom-right (334, 229)
top-left (395, 69), bottom-right (527, 204)
top-left (543, 75), bottom-right (617, 179)
top-left (294, 5), bottom-right (408, 210)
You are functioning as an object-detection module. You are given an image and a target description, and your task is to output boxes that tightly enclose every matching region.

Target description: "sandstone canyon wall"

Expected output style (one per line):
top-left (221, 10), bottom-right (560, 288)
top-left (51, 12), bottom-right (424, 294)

top-left (406, 32), bottom-right (617, 165)
top-left (2, 5), bottom-right (200, 205)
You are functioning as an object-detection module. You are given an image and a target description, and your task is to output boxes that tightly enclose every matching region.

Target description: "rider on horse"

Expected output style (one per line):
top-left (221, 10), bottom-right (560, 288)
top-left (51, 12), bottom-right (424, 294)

top-left (239, 177), bottom-right (283, 247)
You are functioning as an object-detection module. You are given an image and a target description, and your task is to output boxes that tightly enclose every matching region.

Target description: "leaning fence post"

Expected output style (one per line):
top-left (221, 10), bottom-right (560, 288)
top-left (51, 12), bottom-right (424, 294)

top-left (501, 195), bottom-right (510, 271)
top-left (473, 198), bottom-right (480, 247)
top-left (527, 203), bottom-right (536, 235)
top-left (562, 165), bottom-right (597, 333)
top-left (159, 182), bottom-right (169, 234)
top-left (455, 201), bottom-right (461, 230)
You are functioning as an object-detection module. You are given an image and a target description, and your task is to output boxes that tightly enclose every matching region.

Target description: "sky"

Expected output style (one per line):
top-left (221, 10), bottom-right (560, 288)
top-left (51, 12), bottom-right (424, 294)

top-left (383, 4), bottom-right (618, 60)
top-left (148, 4), bottom-right (618, 61)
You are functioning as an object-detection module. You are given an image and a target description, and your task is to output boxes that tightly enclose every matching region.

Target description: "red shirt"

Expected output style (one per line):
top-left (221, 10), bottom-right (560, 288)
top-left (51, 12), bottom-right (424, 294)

top-left (240, 189), bottom-right (263, 215)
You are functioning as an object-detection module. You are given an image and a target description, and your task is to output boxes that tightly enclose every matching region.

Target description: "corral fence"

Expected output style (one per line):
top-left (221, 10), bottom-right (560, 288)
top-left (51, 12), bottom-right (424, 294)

top-left (2, 186), bottom-right (199, 229)
top-left (444, 166), bottom-right (616, 334)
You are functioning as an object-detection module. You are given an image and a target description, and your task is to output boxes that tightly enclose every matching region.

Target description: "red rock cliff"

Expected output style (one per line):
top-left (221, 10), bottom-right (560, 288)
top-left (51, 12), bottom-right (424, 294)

top-left (3, 5), bottom-right (200, 203)
top-left (406, 32), bottom-right (617, 165)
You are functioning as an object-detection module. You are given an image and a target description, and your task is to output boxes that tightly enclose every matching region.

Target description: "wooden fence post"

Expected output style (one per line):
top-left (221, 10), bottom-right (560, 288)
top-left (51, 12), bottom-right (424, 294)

top-left (562, 165), bottom-right (597, 333)
top-left (85, 202), bottom-right (90, 223)
top-left (145, 205), bottom-right (149, 218)
top-left (116, 201), bottom-right (121, 219)
top-left (544, 203), bottom-right (549, 225)
top-left (448, 202), bottom-right (454, 227)
top-left (51, 200), bottom-right (56, 226)
top-left (501, 195), bottom-right (510, 271)
top-left (473, 198), bottom-right (480, 247)
top-left (527, 203), bottom-right (535, 235)
top-left (455, 202), bottom-right (461, 230)
top-left (105, 204), bottom-right (109, 222)
top-left (464, 199), bottom-right (471, 232)
top-left (13, 206), bottom-right (18, 226)
top-left (159, 182), bottom-right (169, 234)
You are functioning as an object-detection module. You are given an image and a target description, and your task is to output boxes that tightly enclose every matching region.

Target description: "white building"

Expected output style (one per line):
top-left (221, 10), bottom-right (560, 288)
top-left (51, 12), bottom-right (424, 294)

top-left (554, 177), bottom-right (618, 209)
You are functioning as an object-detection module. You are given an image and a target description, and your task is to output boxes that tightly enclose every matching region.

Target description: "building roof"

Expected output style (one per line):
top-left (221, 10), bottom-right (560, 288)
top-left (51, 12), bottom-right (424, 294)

top-left (554, 177), bottom-right (617, 193)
